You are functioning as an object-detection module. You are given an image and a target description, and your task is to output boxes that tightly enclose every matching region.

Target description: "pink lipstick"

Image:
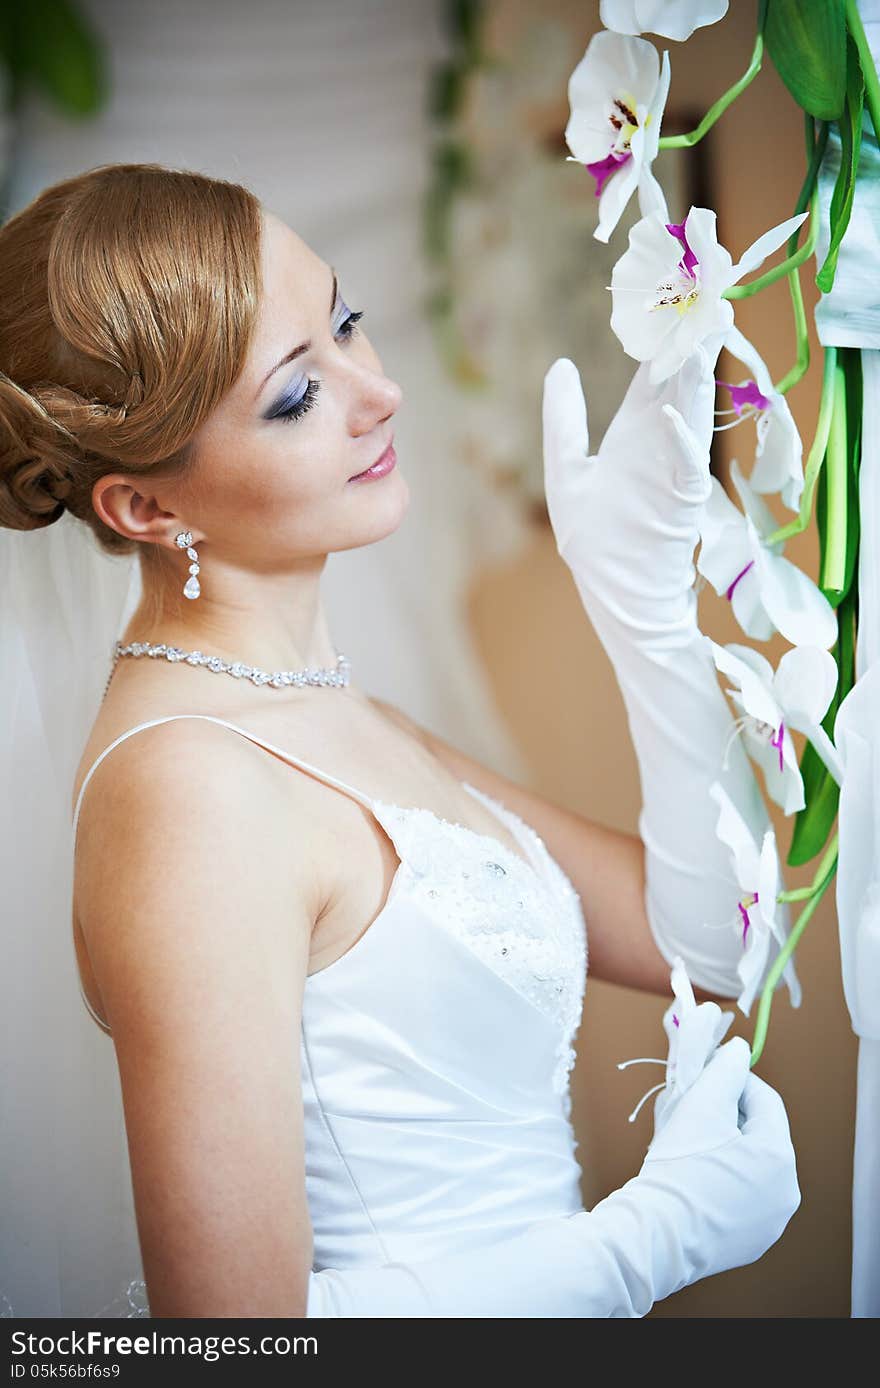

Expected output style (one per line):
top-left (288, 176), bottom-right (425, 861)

top-left (349, 439), bottom-right (396, 483)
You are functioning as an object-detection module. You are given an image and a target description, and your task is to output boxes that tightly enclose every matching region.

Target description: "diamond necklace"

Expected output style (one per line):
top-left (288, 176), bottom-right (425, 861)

top-left (104, 639), bottom-right (351, 700)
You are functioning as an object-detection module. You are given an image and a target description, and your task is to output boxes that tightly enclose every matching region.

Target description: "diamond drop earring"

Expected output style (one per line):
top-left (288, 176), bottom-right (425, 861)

top-left (175, 530), bottom-right (201, 600)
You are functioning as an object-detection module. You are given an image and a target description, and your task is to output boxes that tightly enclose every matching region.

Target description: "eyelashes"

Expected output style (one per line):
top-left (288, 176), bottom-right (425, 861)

top-left (273, 308), bottom-right (365, 425)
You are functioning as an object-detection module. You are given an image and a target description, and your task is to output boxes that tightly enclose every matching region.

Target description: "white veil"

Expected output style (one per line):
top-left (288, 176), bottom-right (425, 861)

top-left (0, 513), bottom-right (150, 1317)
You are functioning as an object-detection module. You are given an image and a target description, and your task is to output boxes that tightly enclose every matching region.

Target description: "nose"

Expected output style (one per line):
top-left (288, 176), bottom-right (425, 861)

top-left (350, 364), bottom-right (403, 435)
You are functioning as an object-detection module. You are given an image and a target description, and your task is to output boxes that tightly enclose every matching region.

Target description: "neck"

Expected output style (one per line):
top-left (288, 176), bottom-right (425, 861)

top-left (124, 551), bottom-right (342, 674)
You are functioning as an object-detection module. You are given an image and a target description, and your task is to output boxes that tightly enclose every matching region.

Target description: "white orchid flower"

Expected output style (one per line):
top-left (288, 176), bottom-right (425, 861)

top-left (708, 781), bottom-right (802, 1017)
top-left (600, 0), bottom-right (729, 41)
top-left (610, 206), bottom-right (808, 385)
top-left (617, 955), bottom-right (734, 1129)
top-left (565, 30), bottom-right (671, 244)
top-left (714, 325), bottom-right (804, 513)
top-left (696, 457), bottom-right (838, 649)
top-left (708, 638), bottom-right (840, 814)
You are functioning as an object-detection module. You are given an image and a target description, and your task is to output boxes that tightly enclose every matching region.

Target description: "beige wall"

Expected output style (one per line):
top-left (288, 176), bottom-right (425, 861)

top-left (467, 1), bottom-right (858, 1316)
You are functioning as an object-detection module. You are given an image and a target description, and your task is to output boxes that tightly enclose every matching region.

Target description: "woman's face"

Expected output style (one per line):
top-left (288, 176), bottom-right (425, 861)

top-left (172, 209), bottom-right (406, 568)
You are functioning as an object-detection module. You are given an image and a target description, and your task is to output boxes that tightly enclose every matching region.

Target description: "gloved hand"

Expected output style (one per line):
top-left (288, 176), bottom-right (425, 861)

top-left (542, 347), bottom-right (794, 1000)
top-left (306, 1038), bottom-right (800, 1317)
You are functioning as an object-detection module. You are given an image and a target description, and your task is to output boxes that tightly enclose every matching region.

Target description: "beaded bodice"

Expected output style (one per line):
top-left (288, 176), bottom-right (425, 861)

top-left (371, 784), bottom-right (587, 1114)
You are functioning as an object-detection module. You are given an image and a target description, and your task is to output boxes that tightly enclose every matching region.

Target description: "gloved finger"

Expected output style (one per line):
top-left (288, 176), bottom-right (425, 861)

top-left (686, 1035), bottom-right (752, 1102)
top-left (542, 357), bottom-right (591, 478)
top-left (737, 1071), bottom-right (795, 1149)
top-left (661, 402), bottom-right (712, 504)
top-left (645, 1037), bottom-right (751, 1162)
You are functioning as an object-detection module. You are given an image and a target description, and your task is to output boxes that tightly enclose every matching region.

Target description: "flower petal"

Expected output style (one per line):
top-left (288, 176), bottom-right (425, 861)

top-left (750, 527), bottom-right (838, 649)
top-left (728, 457), bottom-right (782, 544)
top-left (566, 30), bottom-right (659, 164)
top-left (709, 780), bottom-right (760, 890)
top-left (697, 478), bottom-right (749, 584)
top-left (709, 638), bottom-right (780, 727)
top-left (595, 148), bottom-right (642, 243)
top-left (773, 645), bottom-right (839, 728)
top-left (601, 0), bottom-right (730, 41)
top-left (740, 719), bottom-right (806, 814)
top-left (736, 923), bottom-right (771, 1017)
top-left (728, 211), bottom-right (809, 285)
top-left (722, 328), bottom-right (805, 513)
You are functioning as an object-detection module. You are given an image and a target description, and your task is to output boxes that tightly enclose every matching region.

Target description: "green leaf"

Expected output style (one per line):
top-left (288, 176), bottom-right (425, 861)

top-left (787, 744), bottom-right (839, 866)
top-left (765, 0), bottom-right (847, 119)
top-left (787, 573), bottom-right (856, 866)
top-left (840, 346), bottom-right (862, 598)
top-left (13, 0), bottom-right (106, 116)
top-left (816, 35), bottom-right (865, 292)
top-left (428, 62), bottom-right (466, 123)
top-left (444, 0), bottom-right (485, 66)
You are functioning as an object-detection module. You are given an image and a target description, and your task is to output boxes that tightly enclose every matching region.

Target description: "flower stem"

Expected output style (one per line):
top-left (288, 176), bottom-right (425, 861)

top-left (776, 830), bottom-right (840, 906)
top-left (846, 0), bottom-right (880, 149)
top-left (820, 356), bottom-right (850, 595)
top-left (658, 0), bottom-right (767, 149)
top-left (752, 832), bottom-right (839, 1066)
top-left (774, 242), bottom-right (810, 397)
top-left (775, 116), bottom-right (830, 395)
top-left (762, 345), bottom-right (839, 546)
top-left (722, 189), bottom-right (819, 301)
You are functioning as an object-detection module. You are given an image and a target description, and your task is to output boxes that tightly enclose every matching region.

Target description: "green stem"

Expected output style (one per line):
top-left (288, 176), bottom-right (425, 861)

top-left (820, 356), bottom-right (849, 594)
top-left (775, 117), bottom-right (830, 395)
top-left (752, 832), bottom-right (839, 1066)
top-left (777, 885), bottom-right (820, 903)
top-left (776, 830), bottom-right (840, 907)
top-left (658, 0), bottom-right (766, 149)
top-left (762, 345), bottom-right (839, 546)
top-left (722, 189), bottom-right (819, 300)
top-left (846, 0), bottom-right (880, 145)
top-left (774, 245), bottom-right (810, 396)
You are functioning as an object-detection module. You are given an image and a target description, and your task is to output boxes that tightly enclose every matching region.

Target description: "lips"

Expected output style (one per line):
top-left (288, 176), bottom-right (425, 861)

top-left (350, 437), bottom-right (395, 480)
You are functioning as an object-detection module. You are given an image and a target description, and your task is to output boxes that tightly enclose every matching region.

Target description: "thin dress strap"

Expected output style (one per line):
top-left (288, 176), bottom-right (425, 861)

top-left (71, 713), bottom-right (378, 1036)
top-left (71, 712), bottom-right (376, 844)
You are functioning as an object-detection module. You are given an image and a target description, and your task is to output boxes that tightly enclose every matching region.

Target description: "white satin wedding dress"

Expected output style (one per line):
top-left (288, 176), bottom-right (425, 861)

top-left (71, 712), bottom-right (590, 1310)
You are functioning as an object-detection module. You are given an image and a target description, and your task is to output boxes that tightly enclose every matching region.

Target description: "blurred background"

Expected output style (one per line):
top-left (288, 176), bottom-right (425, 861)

top-left (2, 0), bottom-right (856, 1316)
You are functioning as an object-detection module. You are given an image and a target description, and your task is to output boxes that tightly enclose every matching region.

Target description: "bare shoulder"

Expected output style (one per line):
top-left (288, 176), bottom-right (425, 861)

top-left (367, 694), bottom-right (433, 750)
top-left (74, 715), bottom-right (325, 987)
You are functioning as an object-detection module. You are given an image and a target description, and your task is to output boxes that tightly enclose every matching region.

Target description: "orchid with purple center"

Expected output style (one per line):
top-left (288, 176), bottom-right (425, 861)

top-left (609, 206), bottom-right (808, 385)
top-left (717, 379), bottom-right (772, 416)
top-left (618, 955), bottom-right (734, 1129)
top-left (666, 218), bottom-right (699, 277)
top-left (696, 457), bottom-right (837, 649)
top-left (708, 781), bottom-right (802, 1018)
top-left (564, 30), bottom-right (671, 244)
top-left (707, 636), bottom-right (841, 813)
top-left (713, 325), bottom-right (805, 514)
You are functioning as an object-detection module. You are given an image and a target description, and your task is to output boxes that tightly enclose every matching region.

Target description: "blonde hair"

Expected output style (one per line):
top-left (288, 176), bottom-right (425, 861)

top-left (0, 162), bottom-right (263, 556)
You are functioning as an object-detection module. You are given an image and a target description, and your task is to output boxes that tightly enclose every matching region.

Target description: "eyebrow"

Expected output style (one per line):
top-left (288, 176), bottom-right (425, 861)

top-left (255, 266), bottom-right (338, 401)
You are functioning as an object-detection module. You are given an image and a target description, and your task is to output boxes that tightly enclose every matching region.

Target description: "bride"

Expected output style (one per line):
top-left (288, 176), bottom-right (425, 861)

top-left (0, 162), bottom-right (799, 1319)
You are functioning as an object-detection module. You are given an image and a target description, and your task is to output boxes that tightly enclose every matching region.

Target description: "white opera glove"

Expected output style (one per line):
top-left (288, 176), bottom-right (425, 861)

top-left (542, 347), bottom-right (793, 1001)
top-left (306, 1038), bottom-right (800, 1318)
